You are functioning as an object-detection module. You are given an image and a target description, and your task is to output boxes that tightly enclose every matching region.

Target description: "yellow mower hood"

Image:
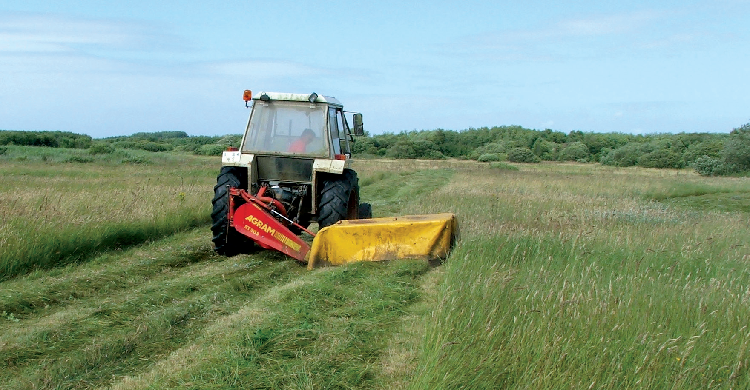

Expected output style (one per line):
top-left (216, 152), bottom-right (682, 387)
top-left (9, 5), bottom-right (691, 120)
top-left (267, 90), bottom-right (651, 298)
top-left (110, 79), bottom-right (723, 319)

top-left (307, 213), bottom-right (457, 269)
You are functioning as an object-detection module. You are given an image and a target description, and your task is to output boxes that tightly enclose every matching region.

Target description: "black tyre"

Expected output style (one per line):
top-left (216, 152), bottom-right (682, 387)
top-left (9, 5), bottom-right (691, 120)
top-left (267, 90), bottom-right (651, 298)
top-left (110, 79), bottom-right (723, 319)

top-left (358, 202), bottom-right (372, 219)
top-left (211, 167), bottom-right (245, 256)
top-left (318, 169), bottom-right (359, 228)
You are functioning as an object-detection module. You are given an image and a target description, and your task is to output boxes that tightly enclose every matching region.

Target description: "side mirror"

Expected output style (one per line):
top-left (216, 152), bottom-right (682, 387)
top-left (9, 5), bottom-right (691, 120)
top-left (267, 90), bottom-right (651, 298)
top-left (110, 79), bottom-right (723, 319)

top-left (353, 113), bottom-right (364, 136)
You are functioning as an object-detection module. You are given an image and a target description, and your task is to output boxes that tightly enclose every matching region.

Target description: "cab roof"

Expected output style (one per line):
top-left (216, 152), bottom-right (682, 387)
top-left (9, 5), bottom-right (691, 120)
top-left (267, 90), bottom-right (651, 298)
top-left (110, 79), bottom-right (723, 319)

top-left (252, 91), bottom-right (343, 108)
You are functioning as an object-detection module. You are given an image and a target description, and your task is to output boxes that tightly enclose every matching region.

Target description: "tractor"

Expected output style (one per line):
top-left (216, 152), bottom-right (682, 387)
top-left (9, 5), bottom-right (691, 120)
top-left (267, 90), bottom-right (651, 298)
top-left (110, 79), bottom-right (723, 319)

top-left (211, 91), bottom-right (370, 259)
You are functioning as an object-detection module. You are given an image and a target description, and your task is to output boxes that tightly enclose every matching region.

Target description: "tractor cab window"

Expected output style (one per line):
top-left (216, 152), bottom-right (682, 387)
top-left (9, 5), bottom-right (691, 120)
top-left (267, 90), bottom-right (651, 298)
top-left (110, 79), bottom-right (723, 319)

top-left (328, 107), bottom-right (341, 155)
top-left (242, 101), bottom-right (328, 156)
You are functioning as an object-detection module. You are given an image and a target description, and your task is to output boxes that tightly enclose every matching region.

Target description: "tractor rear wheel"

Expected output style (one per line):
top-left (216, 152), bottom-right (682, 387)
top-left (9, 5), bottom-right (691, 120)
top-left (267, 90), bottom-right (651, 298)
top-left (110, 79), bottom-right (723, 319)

top-left (211, 167), bottom-right (245, 256)
top-left (318, 169), bottom-right (359, 229)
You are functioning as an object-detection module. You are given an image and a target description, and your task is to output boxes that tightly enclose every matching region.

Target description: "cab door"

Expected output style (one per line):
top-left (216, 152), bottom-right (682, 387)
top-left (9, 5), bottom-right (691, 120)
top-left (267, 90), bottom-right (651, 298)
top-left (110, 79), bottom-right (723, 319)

top-left (337, 109), bottom-right (352, 155)
top-left (328, 107), bottom-right (353, 156)
top-left (328, 107), bottom-right (343, 155)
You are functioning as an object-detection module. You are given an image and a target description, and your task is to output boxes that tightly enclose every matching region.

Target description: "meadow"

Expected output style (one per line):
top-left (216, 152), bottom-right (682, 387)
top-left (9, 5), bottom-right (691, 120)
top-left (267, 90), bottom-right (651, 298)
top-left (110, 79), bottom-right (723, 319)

top-left (0, 146), bottom-right (214, 280)
top-left (1, 147), bottom-right (749, 389)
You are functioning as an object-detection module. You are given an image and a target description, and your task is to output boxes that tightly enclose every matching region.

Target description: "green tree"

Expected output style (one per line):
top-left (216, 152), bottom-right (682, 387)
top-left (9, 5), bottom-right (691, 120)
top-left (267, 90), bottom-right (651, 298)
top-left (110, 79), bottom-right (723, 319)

top-left (722, 122), bottom-right (750, 172)
top-left (385, 141), bottom-right (417, 159)
top-left (682, 139), bottom-right (724, 166)
top-left (351, 137), bottom-right (379, 155)
top-left (532, 138), bottom-right (558, 161)
top-left (558, 142), bottom-right (590, 162)
top-left (507, 147), bottom-right (540, 163)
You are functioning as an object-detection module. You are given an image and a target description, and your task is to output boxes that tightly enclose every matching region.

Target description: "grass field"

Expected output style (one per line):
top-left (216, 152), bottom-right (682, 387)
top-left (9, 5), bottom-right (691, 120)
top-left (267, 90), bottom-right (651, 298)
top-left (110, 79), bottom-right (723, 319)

top-left (1, 150), bottom-right (749, 389)
top-left (0, 147), bottom-right (215, 280)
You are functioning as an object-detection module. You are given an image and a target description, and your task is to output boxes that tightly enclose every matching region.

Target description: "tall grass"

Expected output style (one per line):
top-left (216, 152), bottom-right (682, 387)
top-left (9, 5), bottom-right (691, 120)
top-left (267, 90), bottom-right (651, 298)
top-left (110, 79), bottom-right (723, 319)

top-left (409, 164), bottom-right (750, 389)
top-left (0, 150), bottom-right (217, 280)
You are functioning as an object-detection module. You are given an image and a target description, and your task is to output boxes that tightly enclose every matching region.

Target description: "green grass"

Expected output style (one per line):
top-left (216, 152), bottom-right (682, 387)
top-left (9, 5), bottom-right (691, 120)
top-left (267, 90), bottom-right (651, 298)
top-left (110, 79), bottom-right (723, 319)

top-left (641, 178), bottom-right (750, 213)
top-left (0, 149), bottom-right (217, 280)
top-left (489, 161), bottom-right (520, 171)
top-left (357, 166), bottom-right (455, 216)
top-left (2, 155), bottom-right (749, 389)
top-left (0, 230), bottom-right (308, 389)
top-left (117, 260), bottom-right (430, 389)
top-left (0, 144), bottom-right (172, 165)
top-left (408, 164), bottom-right (750, 389)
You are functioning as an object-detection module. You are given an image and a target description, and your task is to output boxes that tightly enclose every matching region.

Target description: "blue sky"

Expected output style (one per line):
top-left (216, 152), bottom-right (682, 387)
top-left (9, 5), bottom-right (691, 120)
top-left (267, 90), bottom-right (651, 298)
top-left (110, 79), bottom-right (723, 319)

top-left (1, 1), bottom-right (748, 137)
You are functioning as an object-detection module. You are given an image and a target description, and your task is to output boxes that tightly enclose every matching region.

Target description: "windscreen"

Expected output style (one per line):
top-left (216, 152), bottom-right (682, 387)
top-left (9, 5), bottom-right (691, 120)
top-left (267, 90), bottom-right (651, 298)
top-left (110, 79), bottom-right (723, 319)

top-left (242, 101), bottom-right (328, 156)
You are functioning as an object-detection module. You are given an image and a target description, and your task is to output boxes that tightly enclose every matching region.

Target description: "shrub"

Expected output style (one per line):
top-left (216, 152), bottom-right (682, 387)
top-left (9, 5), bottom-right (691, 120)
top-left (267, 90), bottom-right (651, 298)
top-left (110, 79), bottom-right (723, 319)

top-left (558, 142), bottom-right (590, 162)
top-left (532, 139), bottom-right (558, 161)
top-left (122, 156), bottom-right (152, 164)
top-left (638, 149), bottom-right (683, 169)
top-left (410, 139), bottom-right (443, 159)
top-left (477, 153), bottom-right (503, 162)
top-left (352, 137), bottom-right (379, 155)
top-left (217, 134), bottom-right (242, 147)
top-left (692, 155), bottom-right (731, 176)
top-left (195, 144), bottom-right (226, 156)
top-left (682, 140), bottom-right (724, 166)
top-left (489, 162), bottom-right (519, 171)
top-left (140, 142), bottom-right (172, 152)
top-left (601, 143), bottom-right (649, 167)
top-left (421, 150), bottom-right (446, 159)
top-left (385, 142), bottom-right (417, 159)
top-left (470, 142), bottom-right (506, 160)
top-left (89, 143), bottom-right (115, 155)
top-left (507, 147), bottom-right (540, 163)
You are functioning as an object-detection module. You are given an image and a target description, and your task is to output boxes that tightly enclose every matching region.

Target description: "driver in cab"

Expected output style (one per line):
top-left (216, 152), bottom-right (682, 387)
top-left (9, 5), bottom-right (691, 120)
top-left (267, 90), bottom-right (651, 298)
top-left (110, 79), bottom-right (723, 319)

top-left (288, 128), bottom-right (316, 153)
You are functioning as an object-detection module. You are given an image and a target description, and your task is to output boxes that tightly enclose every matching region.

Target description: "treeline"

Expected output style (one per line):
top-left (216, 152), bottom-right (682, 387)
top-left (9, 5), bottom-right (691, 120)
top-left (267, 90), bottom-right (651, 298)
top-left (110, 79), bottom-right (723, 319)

top-left (96, 131), bottom-right (241, 155)
top-left (3, 122), bottom-right (749, 176)
top-left (352, 123), bottom-right (750, 176)
top-left (0, 130), bottom-right (92, 148)
top-left (0, 129), bottom-right (240, 159)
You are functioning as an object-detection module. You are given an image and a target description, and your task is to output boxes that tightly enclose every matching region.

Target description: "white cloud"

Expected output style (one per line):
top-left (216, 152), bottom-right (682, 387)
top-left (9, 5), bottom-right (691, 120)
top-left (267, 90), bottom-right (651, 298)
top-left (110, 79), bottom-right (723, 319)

top-left (0, 13), bottom-right (176, 54)
top-left (470, 11), bottom-right (660, 46)
top-left (449, 10), bottom-right (667, 61)
top-left (207, 60), bottom-right (327, 79)
top-left (556, 11), bottom-right (659, 36)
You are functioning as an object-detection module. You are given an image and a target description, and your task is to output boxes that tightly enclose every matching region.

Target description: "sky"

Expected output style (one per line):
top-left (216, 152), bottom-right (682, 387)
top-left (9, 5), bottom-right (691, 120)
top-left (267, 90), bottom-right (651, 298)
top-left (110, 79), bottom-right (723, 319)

top-left (1, 1), bottom-right (748, 138)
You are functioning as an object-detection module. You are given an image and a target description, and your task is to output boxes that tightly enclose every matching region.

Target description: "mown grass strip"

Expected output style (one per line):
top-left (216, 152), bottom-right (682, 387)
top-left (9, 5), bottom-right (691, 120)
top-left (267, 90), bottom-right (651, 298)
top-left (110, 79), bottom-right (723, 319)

top-left (0, 229), bottom-right (306, 389)
top-left (356, 165), bottom-right (455, 217)
top-left (110, 260), bottom-right (431, 389)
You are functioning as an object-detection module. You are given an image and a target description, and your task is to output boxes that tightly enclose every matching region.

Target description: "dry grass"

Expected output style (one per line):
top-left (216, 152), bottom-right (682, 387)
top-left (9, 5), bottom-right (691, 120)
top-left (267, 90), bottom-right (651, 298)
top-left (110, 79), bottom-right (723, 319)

top-left (0, 155), bottom-right (216, 279)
